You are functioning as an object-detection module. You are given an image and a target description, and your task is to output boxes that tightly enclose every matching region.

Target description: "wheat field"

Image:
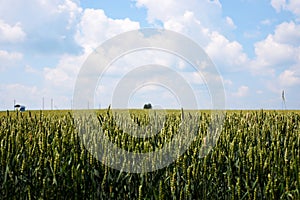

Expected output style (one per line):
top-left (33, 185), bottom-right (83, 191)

top-left (0, 109), bottom-right (299, 199)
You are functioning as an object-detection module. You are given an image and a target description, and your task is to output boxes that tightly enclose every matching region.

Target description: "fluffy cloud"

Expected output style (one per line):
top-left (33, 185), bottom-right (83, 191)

top-left (135, 0), bottom-right (222, 26)
top-left (273, 21), bottom-right (300, 46)
top-left (31, 52), bottom-right (87, 109)
top-left (57, 0), bottom-right (83, 29)
top-left (163, 11), bottom-right (201, 33)
top-left (260, 19), bottom-right (272, 26)
top-left (43, 7), bottom-right (141, 107)
top-left (278, 69), bottom-right (300, 87)
top-left (0, 50), bottom-right (23, 61)
top-left (233, 85), bottom-right (249, 97)
top-left (287, 0), bottom-right (300, 17)
top-left (205, 31), bottom-right (248, 69)
top-left (135, 0), bottom-right (234, 43)
top-left (250, 21), bottom-right (300, 75)
top-left (271, 0), bottom-right (286, 13)
top-left (1, 1), bottom-right (142, 109)
top-left (75, 9), bottom-right (140, 53)
top-left (0, 20), bottom-right (26, 43)
top-left (266, 67), bottom-right (300, 95)
top-left (0, 0), bottom-right (80, 21)
top-left (0, 0), bottom-right (78, 29)
top-left (0, 50), bottom-right (23, 71)
top-left (250, 20), bottom-right (300, 99)
top-left (0, 0), bottom-right (83, 55)
top-left (134, 0), bottom-right (248, 76)
top-left (44, 54), bottom-right (84, 89)
top-left (271, 0), bottom-right (300, 17)
top-left (225, 17), bottom-right (236, 29)
top-left (134, 0), bottom-right (251, 108)
top-left (252, 36), bottom-right (295, 70)
top-left (136, 0), bottom-right (191, 24)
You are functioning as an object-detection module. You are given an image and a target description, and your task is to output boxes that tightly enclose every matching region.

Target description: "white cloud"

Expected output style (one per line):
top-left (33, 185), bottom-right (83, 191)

top-left (0, 0), bottom-right (240, 110)
top-left (271, 0), bottom-right (286, 13)
top-left (163, 15), bottom-right (211, 47)
top-left (278, 69), bottom-right (300, 87)
top-left (25, 65), bottom-right (40, 74)
top-left (57, 0), bottom-right (83, 29)
top-left (0, 0), bottom-right (84, 56)
top-left (287, 0), bottom-right (300, 17)
top-left (0, 0), bottom-right (79, 27)
top-left (44, 53), bottom-right (85, 89)
top-left (163, 10), bottom-right (202, 33)
top-left (225, 16), bottom-right (236, 29)
top-left (0, 20), bottom-right (26, 43)
top-left (0, 50), bottom-right (23, 60)
top-left (181, 71), bottom-right (205, 85)
top-left (43, 8), bottom-right (141, 108)
top-left (0, 50), bottom-right (23, 71)
top-left (250, 21), bottom-right (300, 75)
top-left (41, 53), bottom-right (88, 109)
top-left (260, 19), bottom-right (272, 26)
top-left (135, 0), bottom-right (185, 24)
top-left (135, 0), bottom-right (248, 72)
top-left (205, 31), bottom-right (248, 69)
top-left (136, 0), bottom-right (222, 25)
top-left (233, 85), bottom-right (249, 97)
top-left (75, 8), bottom-right (140, 53)
top-left (253, 35), bottom-right (295, 66)
top-left (266, 67), bottom-right (300, 95)
top-left (134, 0), bottom-right (232, 45)
top-left (271, 0), bottom-right (300, 17)
top-left (273, 21), bottom-right (300, 46)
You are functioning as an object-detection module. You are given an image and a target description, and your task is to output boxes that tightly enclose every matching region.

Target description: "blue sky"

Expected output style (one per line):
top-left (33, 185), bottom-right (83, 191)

top-left (0, 0), bottom-right (299, 110)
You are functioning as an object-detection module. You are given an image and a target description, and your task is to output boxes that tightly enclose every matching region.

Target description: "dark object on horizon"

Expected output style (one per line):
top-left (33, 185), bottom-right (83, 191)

top-left (14, 104), bottom-right (26, 112)
top-left (143, 103), bottom-right (152, 109)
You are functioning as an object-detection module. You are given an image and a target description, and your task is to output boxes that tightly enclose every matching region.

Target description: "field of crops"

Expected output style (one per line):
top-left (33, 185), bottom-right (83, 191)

top-left (0, 109), bottom-right (299, 199)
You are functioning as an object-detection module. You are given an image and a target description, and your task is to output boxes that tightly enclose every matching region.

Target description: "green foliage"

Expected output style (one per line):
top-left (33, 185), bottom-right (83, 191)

top-left (0, 109), bottom-right (299, 199)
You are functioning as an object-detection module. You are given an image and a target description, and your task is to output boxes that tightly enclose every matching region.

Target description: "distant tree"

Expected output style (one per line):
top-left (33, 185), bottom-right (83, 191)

top-left (143, 103), bottom-right (152, 109)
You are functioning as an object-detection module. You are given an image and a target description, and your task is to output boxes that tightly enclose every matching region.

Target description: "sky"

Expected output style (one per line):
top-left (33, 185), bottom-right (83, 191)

top-left (0, 0), bottom-right (300, 110)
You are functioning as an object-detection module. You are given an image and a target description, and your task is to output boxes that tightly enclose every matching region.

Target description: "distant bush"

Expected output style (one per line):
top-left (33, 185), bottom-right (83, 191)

top-left (143, 103), bottom-right (152, 109)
